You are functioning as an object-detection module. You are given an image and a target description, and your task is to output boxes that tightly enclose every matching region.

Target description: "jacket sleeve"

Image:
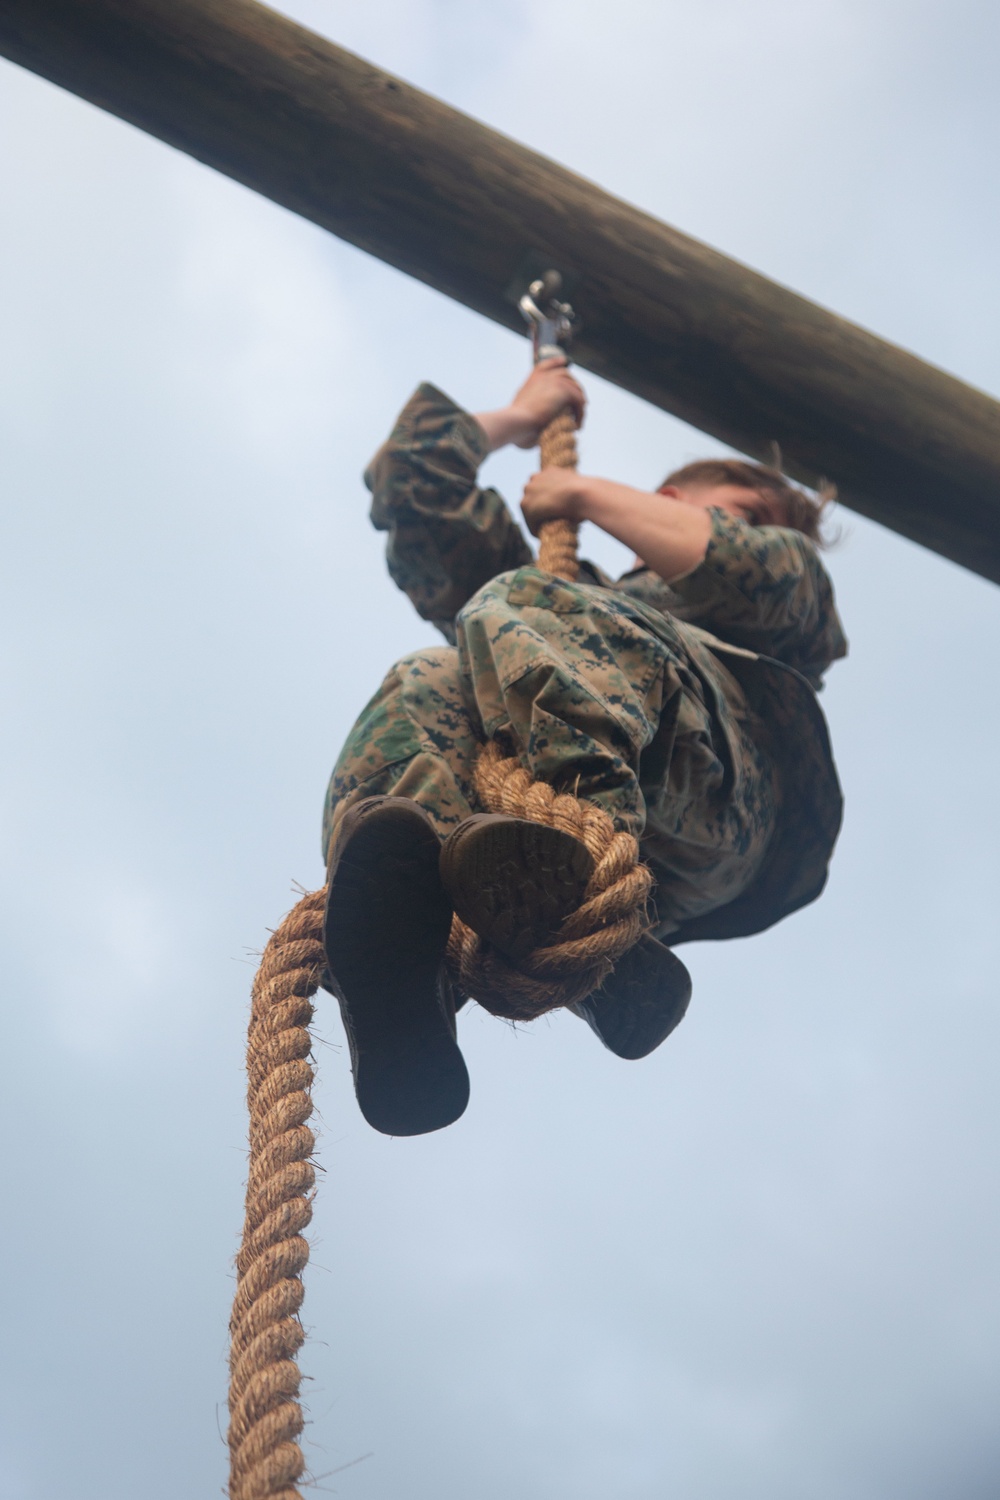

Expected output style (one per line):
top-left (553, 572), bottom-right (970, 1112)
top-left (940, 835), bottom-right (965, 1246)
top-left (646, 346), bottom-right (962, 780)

top-left (367, 382), bottom-right (533, 636)
top-left (666, 509), bottom-right (848, 686)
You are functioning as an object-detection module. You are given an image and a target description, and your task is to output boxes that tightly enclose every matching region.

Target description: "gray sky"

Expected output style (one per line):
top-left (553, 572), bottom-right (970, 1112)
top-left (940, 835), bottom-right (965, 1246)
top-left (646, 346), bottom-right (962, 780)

top-left (1, 2), bottom-right (999, 1497)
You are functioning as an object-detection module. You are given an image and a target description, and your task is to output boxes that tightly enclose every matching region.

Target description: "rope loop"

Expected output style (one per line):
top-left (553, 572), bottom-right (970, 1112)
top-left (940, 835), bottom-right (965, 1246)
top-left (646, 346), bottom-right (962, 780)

top-left (445, 741), bottom-right (653, 1020)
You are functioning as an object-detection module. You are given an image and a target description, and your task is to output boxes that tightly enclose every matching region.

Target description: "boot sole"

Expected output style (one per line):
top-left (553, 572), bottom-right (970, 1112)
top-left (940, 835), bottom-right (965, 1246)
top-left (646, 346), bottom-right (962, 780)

top-left (440, 814), bottom-right (594, 963)
top-left (324, 800), bottom-right (469, 1136)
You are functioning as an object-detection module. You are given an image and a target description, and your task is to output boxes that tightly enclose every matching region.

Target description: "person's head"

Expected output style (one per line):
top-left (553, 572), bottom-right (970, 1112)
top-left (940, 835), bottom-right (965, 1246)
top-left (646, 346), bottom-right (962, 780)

top-left (658, 458), bottom-right (833, 543)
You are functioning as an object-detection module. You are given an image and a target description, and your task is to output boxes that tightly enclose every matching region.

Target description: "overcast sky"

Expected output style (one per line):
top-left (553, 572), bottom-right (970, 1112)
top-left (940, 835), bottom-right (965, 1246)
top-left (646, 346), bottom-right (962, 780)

top-left (1, 3), bottom-right (999, 1497)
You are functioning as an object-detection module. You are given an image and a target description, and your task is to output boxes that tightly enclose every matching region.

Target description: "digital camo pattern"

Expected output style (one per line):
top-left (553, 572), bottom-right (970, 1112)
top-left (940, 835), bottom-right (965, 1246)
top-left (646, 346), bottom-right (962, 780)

top-left (330, 384), bottom-right (847, 944)
top-left (322, 645), bottom-right (480, 855)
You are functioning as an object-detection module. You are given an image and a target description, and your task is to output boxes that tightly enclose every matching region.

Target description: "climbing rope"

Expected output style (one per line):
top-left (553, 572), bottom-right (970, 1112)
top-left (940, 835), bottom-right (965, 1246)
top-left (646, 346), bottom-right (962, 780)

top-left (228, 285), bottom-right (650, 1488)
top-left (227, 888), bottom-right (325, 1500)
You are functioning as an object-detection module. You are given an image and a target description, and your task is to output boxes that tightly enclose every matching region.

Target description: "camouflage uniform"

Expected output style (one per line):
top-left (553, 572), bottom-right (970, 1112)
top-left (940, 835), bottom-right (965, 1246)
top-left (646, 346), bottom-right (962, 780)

top-left (324, 385), bottom-right (847, 946)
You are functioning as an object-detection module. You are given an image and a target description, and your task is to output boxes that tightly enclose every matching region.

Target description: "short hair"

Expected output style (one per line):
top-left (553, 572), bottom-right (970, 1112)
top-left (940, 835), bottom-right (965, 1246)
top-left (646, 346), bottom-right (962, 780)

top-left (661, 457), bottom-right (835, 544)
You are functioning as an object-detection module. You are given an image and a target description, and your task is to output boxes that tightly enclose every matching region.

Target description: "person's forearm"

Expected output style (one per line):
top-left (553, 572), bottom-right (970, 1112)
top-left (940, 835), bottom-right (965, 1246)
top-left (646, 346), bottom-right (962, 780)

top-left (473, 406), bottom-right (535, 453)
top-left (578, 478), bottom-right (712, 582)
top-left (475, 362), bottom-right (587, 453)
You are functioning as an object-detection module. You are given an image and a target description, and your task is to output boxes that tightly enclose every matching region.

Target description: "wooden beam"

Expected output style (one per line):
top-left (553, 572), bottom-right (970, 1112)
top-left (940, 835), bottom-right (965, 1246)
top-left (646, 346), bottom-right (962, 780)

top-left (2, 0), bottom-right (998, 583)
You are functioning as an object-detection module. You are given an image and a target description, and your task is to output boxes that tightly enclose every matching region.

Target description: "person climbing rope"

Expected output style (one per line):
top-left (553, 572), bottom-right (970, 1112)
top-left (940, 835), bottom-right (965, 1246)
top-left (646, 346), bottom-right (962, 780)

top-left (319, 344), bottom-right (847, 1138)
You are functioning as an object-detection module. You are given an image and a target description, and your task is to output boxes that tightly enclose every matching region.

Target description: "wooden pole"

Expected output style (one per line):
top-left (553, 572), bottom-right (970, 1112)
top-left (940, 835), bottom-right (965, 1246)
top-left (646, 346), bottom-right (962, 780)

top-left (2, 0), bottom-right (998, 583)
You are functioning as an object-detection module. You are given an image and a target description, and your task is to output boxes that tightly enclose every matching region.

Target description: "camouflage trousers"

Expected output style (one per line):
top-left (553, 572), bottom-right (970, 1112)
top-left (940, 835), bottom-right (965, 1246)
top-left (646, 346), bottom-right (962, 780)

top-left (322, 568), bottom-right (776, 933)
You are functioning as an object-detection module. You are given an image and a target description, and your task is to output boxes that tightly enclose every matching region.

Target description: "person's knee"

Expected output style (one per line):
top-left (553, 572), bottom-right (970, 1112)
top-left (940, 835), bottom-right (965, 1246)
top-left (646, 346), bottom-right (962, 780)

top-left (392, 644), bottom-right (460, 685)
top-left (454, 571), bottom-right (529, 634)
top-left (391, 647), bottom-right (468, 718)
top-left (457, 567), bottom-right (605, 637)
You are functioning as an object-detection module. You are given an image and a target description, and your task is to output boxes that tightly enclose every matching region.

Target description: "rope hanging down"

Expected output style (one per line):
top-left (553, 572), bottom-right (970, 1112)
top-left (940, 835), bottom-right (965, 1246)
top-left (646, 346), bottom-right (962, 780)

top-left (228, 890), bottom-right (325, 1500)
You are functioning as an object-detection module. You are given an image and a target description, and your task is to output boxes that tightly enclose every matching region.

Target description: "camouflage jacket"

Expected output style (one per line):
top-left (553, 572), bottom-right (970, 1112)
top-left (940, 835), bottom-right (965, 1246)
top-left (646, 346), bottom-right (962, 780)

top-left (368, 383), bottom-right (848, 945)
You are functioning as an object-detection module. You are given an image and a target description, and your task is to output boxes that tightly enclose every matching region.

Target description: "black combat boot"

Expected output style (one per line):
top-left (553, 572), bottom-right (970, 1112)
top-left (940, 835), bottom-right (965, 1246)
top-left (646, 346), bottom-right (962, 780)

top-left (569, 934), bottom-right (692, 1059)
top-left (323, 796), bottom-right (469, 1136)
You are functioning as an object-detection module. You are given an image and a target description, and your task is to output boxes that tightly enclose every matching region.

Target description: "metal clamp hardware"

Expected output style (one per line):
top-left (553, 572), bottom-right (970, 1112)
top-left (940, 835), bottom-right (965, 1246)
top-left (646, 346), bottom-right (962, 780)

top-left (519, 269), bottom-right (576, 364)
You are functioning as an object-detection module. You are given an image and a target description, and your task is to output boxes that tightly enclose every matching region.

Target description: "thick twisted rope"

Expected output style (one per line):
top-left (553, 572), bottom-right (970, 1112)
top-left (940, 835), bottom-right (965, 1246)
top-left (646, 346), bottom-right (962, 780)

top-left (536, 407), bottom-right (580, 580)
top-left (228, 887), bottom-right (326, 1500)
top-left (445, 741), bottom-right (653, 1020)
